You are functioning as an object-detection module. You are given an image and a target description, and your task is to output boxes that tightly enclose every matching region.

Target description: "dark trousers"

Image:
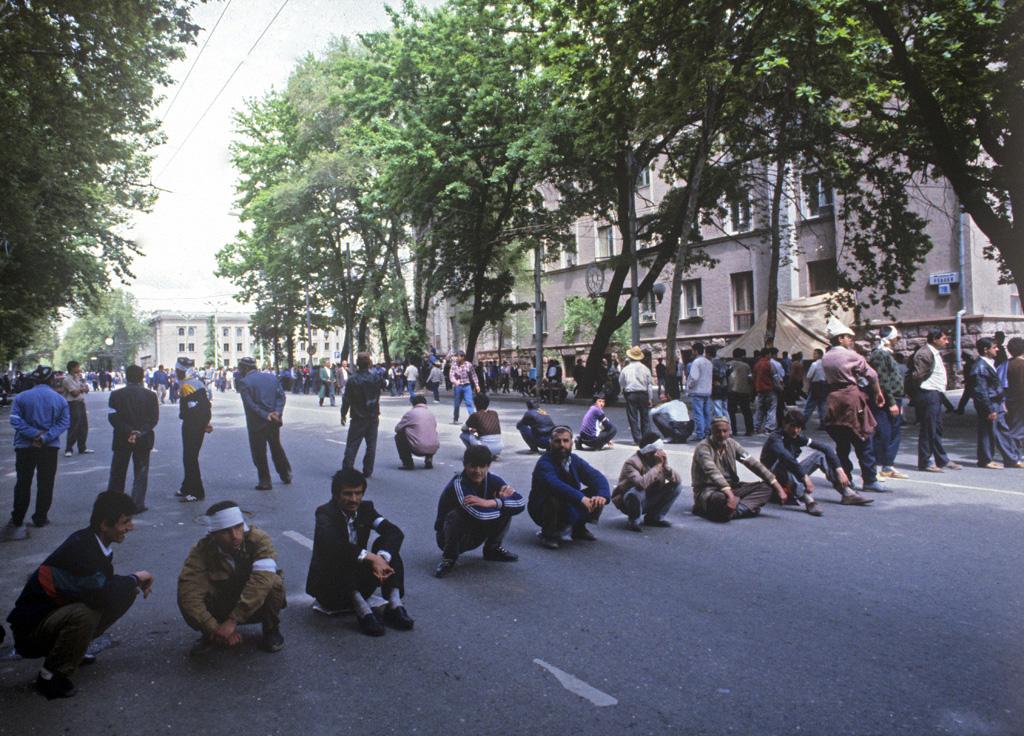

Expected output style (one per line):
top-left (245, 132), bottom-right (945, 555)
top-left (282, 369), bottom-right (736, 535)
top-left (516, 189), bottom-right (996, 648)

top-left (518, 426), bottom-right (551, 452)
top-left (727, 392), bottom-right (754, 435)
top-left (395, 429), bottom-right (433, 466)
top-left (693, 481), bottom-right (772, 522)
top-left (180, 424), bottom-right (207, 498)
top-left (651, 413), bottom-right (693, 443)
top-left (579, 421), bottom-right (617, 450)
top-left (915, 390), bottom-right (950, 469)
top-left (623, 391), bottom-right (651, 444)
top-left (182, 575), bottom-right (286, 634)
top-left (770, 450), bottom-right (842, 500)
top-left (247, 420), bottom-right (291, 483)
top-left (974, 402), bottom-right (1019, 466)
top-left (18, 596), bottom-right (134, 677)
top-left (108, 444), bottom-right (152, 510)
top-left (871, 402), bottom-right (903, 468)
top-left (343, 415), bottom-right (379, 477)
top-left (535, 494), bottom-right (603, 536)
top-left (826, 426), bottom-right (877, 484)
top-left (65, 401), bottom-right (88, 453)
top-left (12, 446), bottom-right (59, 526)
top-left (436, 509), bottom-right (512, 560)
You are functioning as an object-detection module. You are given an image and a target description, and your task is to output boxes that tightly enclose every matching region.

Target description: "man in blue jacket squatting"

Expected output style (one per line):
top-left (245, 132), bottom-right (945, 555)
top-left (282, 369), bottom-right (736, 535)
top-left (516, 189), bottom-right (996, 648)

top-left (528, 425), bottom-right (611, 549)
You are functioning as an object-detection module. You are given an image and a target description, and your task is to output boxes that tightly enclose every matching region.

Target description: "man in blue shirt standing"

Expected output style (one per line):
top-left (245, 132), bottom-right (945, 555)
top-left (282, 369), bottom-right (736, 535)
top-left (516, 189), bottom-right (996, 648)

top-left (3, 366), bottom-right (70, 541)
top-left (236, 357), bottom-right (292, 490)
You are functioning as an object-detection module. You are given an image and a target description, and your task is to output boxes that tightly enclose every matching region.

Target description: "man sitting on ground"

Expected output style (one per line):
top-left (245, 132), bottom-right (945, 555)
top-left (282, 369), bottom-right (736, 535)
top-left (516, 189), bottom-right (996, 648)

top-left (394, 394), bottom-right (439, 469)
top-left (760, 409), bottom-right (873, 516)
top-left (459, 392), bottom-right (504, 460)
top-left (177, 501), bottom-right (286, 653)
top-left (650, 393), bottom-right (694, 443)
top-left (691, 416), bottom-right (788, 522)
top-left (612, 431), bottom-right (682, 532)
top-left (433, 445), bottom-right (525, 578)
top-left (576, 393), bottom-right (617, 450)
top-left (528, 426), bottom-right (611, 548)
top-left (6, 491), bottom-right (153, 699)
top-left (305, 469), bottom-right (413, 636)
top-left (516, 400), bottom-right (555, 453)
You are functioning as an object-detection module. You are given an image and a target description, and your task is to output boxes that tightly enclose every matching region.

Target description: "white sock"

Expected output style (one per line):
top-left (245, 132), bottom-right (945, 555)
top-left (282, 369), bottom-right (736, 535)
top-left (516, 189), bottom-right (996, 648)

top-left (38, 667), bottom-right (53, 681)
top-left (388, 588), bottom-right (403, 609)
top-left (351, 592), bottom-right (372, 617)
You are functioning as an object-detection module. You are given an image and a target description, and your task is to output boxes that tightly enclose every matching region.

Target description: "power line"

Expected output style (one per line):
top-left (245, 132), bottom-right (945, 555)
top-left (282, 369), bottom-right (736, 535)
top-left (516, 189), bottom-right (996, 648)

top-left (158, 0), bottom-right (234, 125)
top-left (154, 0), bottom-right (292, 183)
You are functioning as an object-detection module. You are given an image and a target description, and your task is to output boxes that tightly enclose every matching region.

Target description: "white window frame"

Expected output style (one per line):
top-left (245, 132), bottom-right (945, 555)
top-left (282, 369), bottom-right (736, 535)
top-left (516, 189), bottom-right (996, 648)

top-left (683, 278), bottom-right (703, 318)
top-left (596, 225), bottom-right (614, 260)
top-left (727, 193), bottom-right (752, 234)
top-left (803, 172), bottom-right (834, 217)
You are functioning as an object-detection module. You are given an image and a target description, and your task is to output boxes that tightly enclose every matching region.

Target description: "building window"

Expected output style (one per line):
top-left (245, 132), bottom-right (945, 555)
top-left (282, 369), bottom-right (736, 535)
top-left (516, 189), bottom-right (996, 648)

top-left (802, 172), bottom-right (834, 217)
top-left (178, 327), bottom-right (185, 337)
top-left (636, 165), bottom-right (651, 189)
top-left (187, 326), bottom-right (195, 336)
top-left (323, 342), bottom-right (329, 353)
top-left (222, 327), bottom-right (229, 337)
top-left (596, 225), bottom-right (614, 260)
top-left (560, 245), bottom-right (578, 269)
top-left (807, 258), bottom-right (837, 296)
top-left (640, 291), bottom-right (657, 323)
top-left (731, 272), bottom-right (754, 331)
top-left (299, 342), bottom-right (306, 353)
top-left (727, 193), bottom-right (752, 234)
top-left (683, 278), bottom-right (703, 318)
top-left (187, 342), bottom-right (195, 352)
top-left (224, 359), bottom-right (231, 368)
top-left (223, 342), bottom-right (230, 353)
top-left (1012, 290), bottom-right (1021, 316)
top-left (236, 327), bottom-right (243, 337)
top-left (178, 342), bottom-right (186, 352)
top-left (236, 343), bottom-right (243, 353)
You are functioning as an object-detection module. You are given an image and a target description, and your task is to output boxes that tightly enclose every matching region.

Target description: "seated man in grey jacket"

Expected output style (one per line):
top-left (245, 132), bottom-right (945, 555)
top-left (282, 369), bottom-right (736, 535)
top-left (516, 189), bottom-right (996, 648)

top-left (394, 395), bottom-right (440, 469)
top-left (611, 431), bottom-right (682, 531)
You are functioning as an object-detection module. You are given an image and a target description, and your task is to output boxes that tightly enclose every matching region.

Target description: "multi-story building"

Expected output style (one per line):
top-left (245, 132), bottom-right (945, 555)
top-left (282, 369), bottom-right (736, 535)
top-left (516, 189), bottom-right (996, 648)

top-left (138, 311), bottom-right (258, 369)
top-left (457, 162), bottom-right (1021, 367)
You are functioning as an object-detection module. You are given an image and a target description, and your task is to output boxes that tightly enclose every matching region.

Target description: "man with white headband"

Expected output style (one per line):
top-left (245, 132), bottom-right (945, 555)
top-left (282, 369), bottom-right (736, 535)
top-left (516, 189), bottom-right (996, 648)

top-left (305, 468), bottom-right (414, 636)
top-left (177, 501), bottom-right (285, 653)
top-left (612, 431), bottom-right (682, 532)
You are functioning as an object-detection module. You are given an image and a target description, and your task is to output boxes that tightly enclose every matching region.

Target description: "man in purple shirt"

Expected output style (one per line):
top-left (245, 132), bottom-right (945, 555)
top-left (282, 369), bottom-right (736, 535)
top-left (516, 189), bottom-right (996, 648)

top-left (576, 394), bottom-right (617, 450)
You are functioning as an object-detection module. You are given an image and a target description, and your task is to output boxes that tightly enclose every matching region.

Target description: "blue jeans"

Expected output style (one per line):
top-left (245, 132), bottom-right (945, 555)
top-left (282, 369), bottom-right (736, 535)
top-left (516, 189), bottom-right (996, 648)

top-left (770, 450), bottom-right (842, 499)
top-left (453, 384), bottom-right (476, 422)
top-left (691, 395), bottom-right (712, 440)
top-left (871, 401), bottom-right (903, 468)
top-left (619, 482), bottom-right (682, 522)
top-left (826, 426), bottom-right (877, 485)
top-left (407, 380), bottom-right (416, 402)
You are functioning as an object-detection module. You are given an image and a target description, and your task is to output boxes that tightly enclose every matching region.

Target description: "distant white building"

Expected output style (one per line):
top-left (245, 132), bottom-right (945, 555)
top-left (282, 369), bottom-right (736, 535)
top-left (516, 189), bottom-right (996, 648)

top-left (138, 311), bottom-right (257, 369)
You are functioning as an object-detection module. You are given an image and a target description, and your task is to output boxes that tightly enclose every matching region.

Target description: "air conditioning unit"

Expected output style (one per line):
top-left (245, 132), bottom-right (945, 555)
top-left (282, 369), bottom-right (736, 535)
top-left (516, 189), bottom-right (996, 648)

top-left (688, 306), bottom-right (703, 318)
top-left (641, 311), bottom-right (657, 323)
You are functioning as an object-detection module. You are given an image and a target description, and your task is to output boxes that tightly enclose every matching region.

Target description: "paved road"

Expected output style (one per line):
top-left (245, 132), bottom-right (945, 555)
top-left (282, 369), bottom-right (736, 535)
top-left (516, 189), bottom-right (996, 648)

top-left (0, 387), bottom-right (1021, 735)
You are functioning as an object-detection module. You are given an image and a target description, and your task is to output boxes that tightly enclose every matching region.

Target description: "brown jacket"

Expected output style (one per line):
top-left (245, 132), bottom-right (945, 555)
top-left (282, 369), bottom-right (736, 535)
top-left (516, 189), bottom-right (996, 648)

top-left (612, 452), bottom-right (681, 505)
top-left (177, 526), bottom-right (281, 635)
top-left (690, 437), bottom-right (775, 497)
top-left (824, 384), bottom-right (877, 440)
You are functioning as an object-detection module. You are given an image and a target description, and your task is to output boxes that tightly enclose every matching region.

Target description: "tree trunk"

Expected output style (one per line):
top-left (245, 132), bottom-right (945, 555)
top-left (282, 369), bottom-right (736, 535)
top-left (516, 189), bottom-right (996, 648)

top-left (357, 316), bottom-right (369, 352)
top-left (379, 315), bottom-right (391, 364)
top-left (764, 153), bottom-right (788, 348)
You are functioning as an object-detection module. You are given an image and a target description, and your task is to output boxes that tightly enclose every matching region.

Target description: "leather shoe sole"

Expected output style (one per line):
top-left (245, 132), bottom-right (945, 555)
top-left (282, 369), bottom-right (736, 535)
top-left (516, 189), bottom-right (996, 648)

top-left (382, 606), bottom-right (415, 631)
top-left (841, 495), bottom-right (874, 506)
top-left (482, 547), bottom-right (518, 562)
top-left (357, 613), bottom-right (386, 637)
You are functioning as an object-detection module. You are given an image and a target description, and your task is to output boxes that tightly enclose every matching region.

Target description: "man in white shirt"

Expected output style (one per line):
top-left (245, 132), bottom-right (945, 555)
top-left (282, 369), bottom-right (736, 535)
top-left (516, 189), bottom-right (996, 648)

top-left (404, 362), bottom-right (419, 402)
top-left (910, 328), bottom-right (961, 472)
top-left (803, 349), bottom-right (827, 427)
top-left (619, 346), bottom-right (654, 445)
top-left (686, 342), bottom-right (713, 441)
top-left (651, 393), bottom-right (694, 443)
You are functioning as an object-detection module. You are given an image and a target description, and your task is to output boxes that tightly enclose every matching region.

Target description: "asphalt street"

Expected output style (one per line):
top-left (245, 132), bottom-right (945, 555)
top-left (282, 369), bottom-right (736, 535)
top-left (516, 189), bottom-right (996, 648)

top-left (0, 387), bottom-right (1021, 735)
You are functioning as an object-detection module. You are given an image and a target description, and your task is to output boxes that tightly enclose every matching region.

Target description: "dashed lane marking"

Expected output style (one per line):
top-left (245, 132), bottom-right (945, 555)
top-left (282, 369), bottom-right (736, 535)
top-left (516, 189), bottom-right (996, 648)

top-left (534, 659), bottom-right (618, 707)
top-left (283, 530), bottom-right (314, 550)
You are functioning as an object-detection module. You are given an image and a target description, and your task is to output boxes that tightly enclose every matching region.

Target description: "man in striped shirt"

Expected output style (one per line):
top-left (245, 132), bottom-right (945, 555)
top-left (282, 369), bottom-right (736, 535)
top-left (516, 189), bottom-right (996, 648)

top-left (449, 350), bottom-right (480, 424)
top-left (433, 445), bottom-right (525, 578)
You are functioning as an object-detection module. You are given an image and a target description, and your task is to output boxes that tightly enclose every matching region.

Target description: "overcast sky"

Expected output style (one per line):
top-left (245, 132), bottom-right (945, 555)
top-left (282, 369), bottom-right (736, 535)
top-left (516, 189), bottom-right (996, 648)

top-left (126, 0), bottom-right (439, 314)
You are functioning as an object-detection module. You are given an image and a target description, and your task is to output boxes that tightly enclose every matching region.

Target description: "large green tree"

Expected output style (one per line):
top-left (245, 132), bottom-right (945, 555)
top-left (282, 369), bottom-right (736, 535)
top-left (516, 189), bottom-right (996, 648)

top-left (0, 1), bottom-right (200, 361)
top-left (55, 289), bottom-right (150, 370)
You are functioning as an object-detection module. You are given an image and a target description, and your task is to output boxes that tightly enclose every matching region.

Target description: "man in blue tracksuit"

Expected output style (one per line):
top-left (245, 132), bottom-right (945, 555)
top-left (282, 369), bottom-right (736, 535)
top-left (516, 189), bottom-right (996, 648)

top-left (4, 365), bottom-right (70, 541)
top-left (528, 426), bottom-right (610, 549)
top-left (236, 357), bottom-right (292, 490)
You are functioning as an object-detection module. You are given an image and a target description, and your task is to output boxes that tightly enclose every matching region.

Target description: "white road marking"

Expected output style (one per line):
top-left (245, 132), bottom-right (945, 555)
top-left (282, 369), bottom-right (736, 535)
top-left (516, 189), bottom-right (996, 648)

top-left (325, 439), bottom-right (345, 445)
top-left (283, 530), bottom-right (314, 550)
top-left (533, 658), bottom-right (618, 707)
top-left (59, 466), bottom-right (107, 476)
top-left (894, 476), bottom-right (1024, 497)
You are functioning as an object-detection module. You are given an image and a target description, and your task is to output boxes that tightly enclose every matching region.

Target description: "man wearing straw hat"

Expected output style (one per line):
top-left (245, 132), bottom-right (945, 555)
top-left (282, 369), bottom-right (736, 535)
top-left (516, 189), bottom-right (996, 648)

top-left (619, 345), bottom-right (654, 444)
top-left (177, 501), bottom-right (285, 653)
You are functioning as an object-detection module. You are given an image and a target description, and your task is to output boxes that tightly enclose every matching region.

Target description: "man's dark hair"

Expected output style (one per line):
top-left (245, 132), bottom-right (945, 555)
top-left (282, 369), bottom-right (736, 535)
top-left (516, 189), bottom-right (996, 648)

top-left (205, 500), bottom-right (240, 516)
top-left (475, 393), bottom-right (490, 410)
top-left (976, 337), bottom-right (994, 352)
top-left (782, 408), bottom-right (807, 428)
top-left (591, 393), bottom-right (606, 404)
top-left (927, 328), bottom-right (947, 344)
top-left (411, 394), bottom-right (427, 406)
top-left (463, 444), bottom-right (493, 468)
top-left (769, 347), bottom-right (779, 356)
top-left (66, 361), bottom-right (79, 372)
top-left (705, 345), bottom-right (718, 358)
top-left (692, 342), bottom-right (704, 355)
top-left (331, 467), bottom-right (367, 496)
top-left (356, 352), bottom-right (371, 370)
top-left (125, 365), bottom-right (144, 383)
top-left (1007, 337), bottom-right (1024, 358)
top-left (90, 491), bottom-right (137, 531)
top-left (525, 399), bottom-right (537, 411)
top-left (733, 348), bottom-right (745, 359)
top-left (995, 331), bottom-right (1006, 343)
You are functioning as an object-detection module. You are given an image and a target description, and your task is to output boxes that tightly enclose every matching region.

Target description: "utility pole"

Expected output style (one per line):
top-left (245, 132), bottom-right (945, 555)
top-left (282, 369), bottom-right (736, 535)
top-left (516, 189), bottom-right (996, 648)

top-left (534, 242), bottom-right (544, 380)
top-left (626, 150), bottom-right (641, 346)
top-left (304, 285), bottom-right (312, 367)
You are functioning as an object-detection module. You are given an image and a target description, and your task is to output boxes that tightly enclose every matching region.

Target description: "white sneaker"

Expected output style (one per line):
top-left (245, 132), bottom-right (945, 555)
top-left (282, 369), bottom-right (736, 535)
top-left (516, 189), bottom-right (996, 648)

top-left (1, 523), bottom-right (29, 542)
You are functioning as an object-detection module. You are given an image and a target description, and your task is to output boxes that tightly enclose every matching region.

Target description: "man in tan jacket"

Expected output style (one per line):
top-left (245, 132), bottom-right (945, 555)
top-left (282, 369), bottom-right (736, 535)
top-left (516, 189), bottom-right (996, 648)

top-left (177, 501), bottom-right (285, 653)
top-left (612, 431), bottom-right (682, 531)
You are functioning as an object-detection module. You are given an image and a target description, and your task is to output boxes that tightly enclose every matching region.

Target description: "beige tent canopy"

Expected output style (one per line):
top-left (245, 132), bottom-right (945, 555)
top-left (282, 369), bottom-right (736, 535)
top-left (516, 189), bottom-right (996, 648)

top-left (720, 292), bottom-right (854, 356)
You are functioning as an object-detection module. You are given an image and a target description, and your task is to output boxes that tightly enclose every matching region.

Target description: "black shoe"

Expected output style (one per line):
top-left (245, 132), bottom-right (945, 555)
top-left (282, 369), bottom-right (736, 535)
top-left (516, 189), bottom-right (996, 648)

top-left (280, 474), bottom-right (292, 485)
top-left (574, 437), bottom-right (583, 451)
top-left (643, 518), bottom-right (672, 527)
top-left (382, 606), bottom-right (415, 631)
top-left (482, 546), bottom-right (518, 562)
top-left (261, 627), bottom-right (285, 652)
top-left (31, 517), bottom-right (49, 528)
top-left (571, 526), bottom-right (597, 542)
top-left (434, 558), bottom-right (456, 577)
top-left (625, 518), bottom-right (642, 532)
top-left (357, 612), bottom-right (386, 637)
top-left (36, 671), bottom-right (76, 699)
top-left (424, 457), bottom-right (433, 469)
top-left (363, 471), bottom-right (373, 479)
top-left (254, 482), bottom-right (273, 491)
top-left (133, 506), bottom-right (148, 514)
top-left (398, 463), bottom-right (415, 470)
top-left (537, 532), bottom-right (561, 550)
